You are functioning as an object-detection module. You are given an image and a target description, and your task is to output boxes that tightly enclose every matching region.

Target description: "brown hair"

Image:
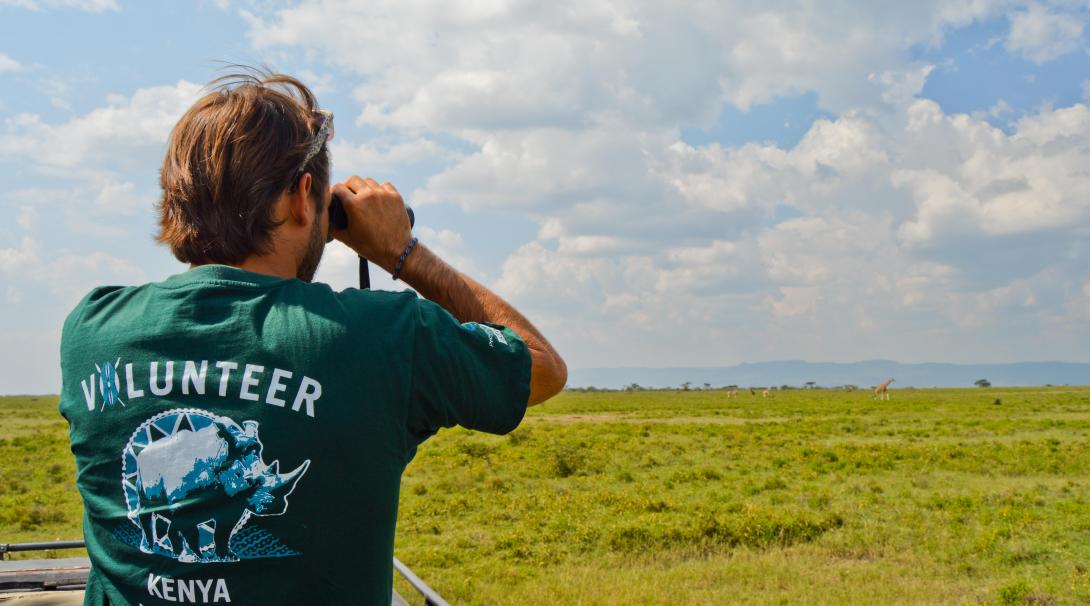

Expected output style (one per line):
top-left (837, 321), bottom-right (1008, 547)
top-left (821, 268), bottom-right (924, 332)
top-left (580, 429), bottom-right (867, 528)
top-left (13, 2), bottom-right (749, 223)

top-left (157, 68), bottom-right (330, 265)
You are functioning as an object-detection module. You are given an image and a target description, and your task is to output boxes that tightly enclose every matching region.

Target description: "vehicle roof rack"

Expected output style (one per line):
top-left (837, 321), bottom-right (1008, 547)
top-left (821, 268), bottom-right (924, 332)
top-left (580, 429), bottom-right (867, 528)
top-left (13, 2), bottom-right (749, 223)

top-left (1, 541), bottom-right (449, 606)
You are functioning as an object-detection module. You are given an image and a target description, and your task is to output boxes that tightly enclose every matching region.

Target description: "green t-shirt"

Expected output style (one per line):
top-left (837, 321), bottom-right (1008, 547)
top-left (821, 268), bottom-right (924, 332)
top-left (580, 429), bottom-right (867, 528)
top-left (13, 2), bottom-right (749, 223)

top-left (58, 265), bottom-right (531, 606)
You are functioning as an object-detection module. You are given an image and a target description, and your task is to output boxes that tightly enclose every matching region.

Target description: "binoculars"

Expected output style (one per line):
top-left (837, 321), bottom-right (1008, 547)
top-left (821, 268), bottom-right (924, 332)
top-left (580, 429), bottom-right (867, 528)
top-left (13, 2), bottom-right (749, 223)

top-left (328, 194), bottom-right (415, 231)
top-left (327, 194), bottom-right (415, 289)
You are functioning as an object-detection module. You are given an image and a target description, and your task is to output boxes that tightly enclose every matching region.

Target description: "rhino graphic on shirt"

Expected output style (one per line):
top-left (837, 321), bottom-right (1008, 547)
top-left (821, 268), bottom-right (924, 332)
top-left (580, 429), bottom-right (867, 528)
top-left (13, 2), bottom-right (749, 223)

top-left (122, 409), bottom-right (309, 563)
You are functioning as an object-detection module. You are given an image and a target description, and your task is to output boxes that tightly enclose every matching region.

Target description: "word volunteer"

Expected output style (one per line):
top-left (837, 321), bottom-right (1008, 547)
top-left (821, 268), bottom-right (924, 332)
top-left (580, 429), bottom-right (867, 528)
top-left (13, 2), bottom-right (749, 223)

top-left (80, 359), bottom-right (322, 417)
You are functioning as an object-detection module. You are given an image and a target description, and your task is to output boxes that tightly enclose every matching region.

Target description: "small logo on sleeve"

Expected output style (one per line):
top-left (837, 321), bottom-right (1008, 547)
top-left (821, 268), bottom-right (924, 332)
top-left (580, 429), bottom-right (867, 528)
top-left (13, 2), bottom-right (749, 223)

top-left (463, 322), bottom-right (508, 348)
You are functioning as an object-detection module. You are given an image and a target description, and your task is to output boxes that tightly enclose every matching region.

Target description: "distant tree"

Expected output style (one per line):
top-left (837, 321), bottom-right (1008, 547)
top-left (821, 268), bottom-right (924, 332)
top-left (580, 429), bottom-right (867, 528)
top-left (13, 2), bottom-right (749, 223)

top-left (974, 379), bottom-right (991, 388)
top-left (844, 385), bottom-right (858, 392)
top-left (780, 385), bottom-right (791, 391)
top-left (681, 381), bottom-right (691, 391)
top-left (805, 381), bottom-right (816, 389)
top-left (703, 382), bottom-right (712, 390)
top-left (625, 383), bottom-right (643, 392)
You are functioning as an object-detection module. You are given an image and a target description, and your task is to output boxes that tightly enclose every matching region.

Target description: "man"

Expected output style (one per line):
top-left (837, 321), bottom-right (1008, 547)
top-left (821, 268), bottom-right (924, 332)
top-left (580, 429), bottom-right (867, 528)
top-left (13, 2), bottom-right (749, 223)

top-left (59, 71), bottom-right (566, 605)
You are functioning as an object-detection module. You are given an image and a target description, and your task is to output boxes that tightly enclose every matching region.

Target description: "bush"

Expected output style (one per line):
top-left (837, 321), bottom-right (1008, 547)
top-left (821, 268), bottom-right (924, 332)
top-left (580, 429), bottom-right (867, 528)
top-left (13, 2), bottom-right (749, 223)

top-left (547, 445), bottom-right (586, 478)
top-left (457, 440), bottom-right (497, 460)
top-left (507, 428), bottom-right (531, 446)
top-left (997, 580), bottom-right (1031, 605)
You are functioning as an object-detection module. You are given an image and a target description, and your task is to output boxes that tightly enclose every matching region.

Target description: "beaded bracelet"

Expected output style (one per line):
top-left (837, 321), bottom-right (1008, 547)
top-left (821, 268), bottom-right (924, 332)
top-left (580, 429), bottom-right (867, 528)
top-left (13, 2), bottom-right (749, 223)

top-left (392, 237), bottom-right (419, 281)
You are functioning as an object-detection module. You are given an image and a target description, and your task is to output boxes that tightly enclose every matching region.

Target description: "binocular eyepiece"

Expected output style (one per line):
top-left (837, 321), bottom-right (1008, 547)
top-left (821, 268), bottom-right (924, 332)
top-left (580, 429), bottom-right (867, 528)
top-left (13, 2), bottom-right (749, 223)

top-left (328, 194), bottom-right (349, 231)
top-left (328, 195), bottom-right (415, 231)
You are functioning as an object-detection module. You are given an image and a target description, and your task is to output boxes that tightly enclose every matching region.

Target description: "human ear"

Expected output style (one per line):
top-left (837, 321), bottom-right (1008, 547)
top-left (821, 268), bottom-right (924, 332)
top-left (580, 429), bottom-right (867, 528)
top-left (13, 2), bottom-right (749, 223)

top-left (289, 173), bottom-right (314, 225)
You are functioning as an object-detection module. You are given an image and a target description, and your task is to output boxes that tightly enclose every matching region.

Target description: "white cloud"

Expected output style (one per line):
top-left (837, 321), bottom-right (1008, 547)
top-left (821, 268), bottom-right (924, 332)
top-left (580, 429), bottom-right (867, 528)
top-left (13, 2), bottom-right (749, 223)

top-left (660, 114), bottom-right (889, 217)
top-left (91, 177), bottom-right (147, 214)
top-left (475, 98), bottom-right (1090, 366)
top-left (0, 52), bottom-right (21, 72)
top-left (0, 80), bottom-right (204, 171)
top-left (415, 226), bottom-right (479, 276)
top-left (417, 124), bottom-right (676, 216)
top-left (895, 101), bottom-right (1090, 244)
top-left (245, 0), bottom-right (1000, 132)
top-left (330, 137), bottom-right (458, 176)
top-left (295, 68), bottom-right (334, 96)
top-left (0, 80), bottom-right (196, 378)
top-left (0, 236), bottom-right (144, 306)
top-left (0, 236), bottom-right (40, 273)
top-left (0, 81), bottom-right (202, 238)
top-left (1005, 2), bottom-right (1085, 63)
top-left (6, 2), bottom-right (1088, 393)
top-left (37, 77), bottom-right (75, 111)
top-left (15, 206), bottom-right (36, 231)
top-left (236, 0), bottom-right (1090, 368)
top-left (970, 99), bottom-right (1014, 122)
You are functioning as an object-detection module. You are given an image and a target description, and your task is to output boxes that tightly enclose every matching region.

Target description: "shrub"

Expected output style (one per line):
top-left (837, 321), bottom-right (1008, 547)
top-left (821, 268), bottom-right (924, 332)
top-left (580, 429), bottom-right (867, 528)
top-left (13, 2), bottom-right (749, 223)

top-left (547, 445), bottom-right (585, 478)
top-left (457, 440), bottom-right (497, 460)
top-left (997, 580), bottom-right (1031, 605)
top-left (507, 428), bottom-right (531, 446)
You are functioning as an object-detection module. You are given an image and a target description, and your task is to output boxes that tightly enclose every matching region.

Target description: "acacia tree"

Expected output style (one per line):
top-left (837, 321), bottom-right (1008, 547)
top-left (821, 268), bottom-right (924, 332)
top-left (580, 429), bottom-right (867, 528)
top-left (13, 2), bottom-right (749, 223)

top-left (974, 379), bottom-right (991, 388)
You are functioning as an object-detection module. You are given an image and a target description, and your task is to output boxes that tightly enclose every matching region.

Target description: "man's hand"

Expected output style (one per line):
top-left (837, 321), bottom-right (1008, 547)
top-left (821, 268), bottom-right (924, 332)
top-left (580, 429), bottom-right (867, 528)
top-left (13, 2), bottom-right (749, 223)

top-left (330, 176), bottom-right (413, 273)
top-left (331, 175), bottom-right (567, 405)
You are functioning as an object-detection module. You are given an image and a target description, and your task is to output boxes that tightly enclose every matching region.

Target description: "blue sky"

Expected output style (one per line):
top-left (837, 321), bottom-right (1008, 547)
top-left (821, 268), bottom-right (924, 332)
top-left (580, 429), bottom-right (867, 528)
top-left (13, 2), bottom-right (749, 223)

top-left (2, 0), bottom-right (1089, 393)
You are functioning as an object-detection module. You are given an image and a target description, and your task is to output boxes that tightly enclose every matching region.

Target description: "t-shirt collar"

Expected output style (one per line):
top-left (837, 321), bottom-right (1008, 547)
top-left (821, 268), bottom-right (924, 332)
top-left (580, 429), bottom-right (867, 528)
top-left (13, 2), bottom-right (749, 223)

top-left (161, 264), bottom-right (291, 289)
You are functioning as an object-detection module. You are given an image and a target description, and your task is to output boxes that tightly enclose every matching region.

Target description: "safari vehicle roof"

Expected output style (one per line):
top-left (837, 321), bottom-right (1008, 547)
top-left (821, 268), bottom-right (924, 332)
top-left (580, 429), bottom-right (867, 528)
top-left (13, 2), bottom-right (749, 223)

top-left (0, 541), bottom-right (443, 606)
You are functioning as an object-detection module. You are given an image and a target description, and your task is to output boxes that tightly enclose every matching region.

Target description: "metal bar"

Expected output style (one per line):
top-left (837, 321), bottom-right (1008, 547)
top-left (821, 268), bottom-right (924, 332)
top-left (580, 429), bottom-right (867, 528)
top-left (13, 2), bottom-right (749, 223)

top-left (0, 541), bottom-right (86, 555)
top-left (3, 542), bottom-right (449, 606)
top-left (393, 557), bottom-right (450, 606)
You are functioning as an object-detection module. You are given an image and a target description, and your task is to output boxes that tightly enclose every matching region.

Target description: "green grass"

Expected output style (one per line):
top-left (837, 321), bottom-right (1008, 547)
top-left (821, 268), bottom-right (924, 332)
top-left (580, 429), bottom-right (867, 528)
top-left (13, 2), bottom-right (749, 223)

top-left (4, 388), bottom-right (1090, 605)
top-left (0, 395), bottom-right (84, 555)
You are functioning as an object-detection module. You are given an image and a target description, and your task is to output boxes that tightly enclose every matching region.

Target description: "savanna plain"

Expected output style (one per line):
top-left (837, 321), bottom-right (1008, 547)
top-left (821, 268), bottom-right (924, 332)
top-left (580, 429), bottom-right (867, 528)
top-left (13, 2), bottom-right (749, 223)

top-left (3, 387), bottom-right (1090, 605)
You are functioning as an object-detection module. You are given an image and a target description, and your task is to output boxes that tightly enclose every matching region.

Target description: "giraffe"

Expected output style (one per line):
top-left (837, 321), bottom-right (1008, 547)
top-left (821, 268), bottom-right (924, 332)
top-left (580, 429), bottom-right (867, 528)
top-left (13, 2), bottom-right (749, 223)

top-left (873, 378), bottom-right (894, 401)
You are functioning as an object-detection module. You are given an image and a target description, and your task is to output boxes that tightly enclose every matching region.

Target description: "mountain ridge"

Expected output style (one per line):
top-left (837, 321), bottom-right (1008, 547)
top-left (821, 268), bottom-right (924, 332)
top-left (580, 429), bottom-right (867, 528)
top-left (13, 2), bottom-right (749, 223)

top-left (568, 361), bottom-right (1089, 389)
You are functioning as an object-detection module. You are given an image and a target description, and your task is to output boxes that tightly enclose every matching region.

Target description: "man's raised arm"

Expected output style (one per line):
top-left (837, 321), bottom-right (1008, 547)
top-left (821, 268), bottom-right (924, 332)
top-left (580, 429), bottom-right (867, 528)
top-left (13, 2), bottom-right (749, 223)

top-left (331, 176), bottom-right (567, 405)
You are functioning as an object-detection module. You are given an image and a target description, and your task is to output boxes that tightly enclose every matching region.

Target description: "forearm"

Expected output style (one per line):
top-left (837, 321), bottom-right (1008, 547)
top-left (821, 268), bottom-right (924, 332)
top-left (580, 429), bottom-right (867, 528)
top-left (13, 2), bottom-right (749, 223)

top-left (328, 175), bottom-right (566, 404)
top-left (400, 244), bottom-right (567, 405)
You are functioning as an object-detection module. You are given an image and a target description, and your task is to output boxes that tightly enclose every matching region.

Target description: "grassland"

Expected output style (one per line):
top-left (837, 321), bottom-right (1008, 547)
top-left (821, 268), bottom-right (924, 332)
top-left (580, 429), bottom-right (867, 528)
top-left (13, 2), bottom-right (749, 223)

top-left (3, 388), bottom-right (1090, 605)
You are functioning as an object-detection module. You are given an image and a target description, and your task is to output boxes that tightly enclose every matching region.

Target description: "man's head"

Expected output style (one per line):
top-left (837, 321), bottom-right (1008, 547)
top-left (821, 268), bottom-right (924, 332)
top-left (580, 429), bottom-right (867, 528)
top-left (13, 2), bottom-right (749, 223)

top-left (158, 68), bottom-right (331, 281)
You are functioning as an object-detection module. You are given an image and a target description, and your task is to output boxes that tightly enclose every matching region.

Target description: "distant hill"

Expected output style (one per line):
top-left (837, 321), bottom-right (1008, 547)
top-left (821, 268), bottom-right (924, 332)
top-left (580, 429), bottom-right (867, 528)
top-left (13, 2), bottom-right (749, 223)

top-left (568, 360), bottom-right (1089, 389)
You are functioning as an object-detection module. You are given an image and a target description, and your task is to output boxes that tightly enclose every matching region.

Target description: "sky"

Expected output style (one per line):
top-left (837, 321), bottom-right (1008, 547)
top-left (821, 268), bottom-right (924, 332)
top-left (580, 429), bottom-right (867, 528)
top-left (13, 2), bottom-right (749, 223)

top-left (1, 0), bottom-right (1089, 394)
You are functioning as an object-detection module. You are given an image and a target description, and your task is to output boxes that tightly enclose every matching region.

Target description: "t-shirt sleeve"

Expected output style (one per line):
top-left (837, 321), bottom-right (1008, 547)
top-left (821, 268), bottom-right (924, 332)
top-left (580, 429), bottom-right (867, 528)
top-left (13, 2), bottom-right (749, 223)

top-left (407, 298), bottom-right (532, 442)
